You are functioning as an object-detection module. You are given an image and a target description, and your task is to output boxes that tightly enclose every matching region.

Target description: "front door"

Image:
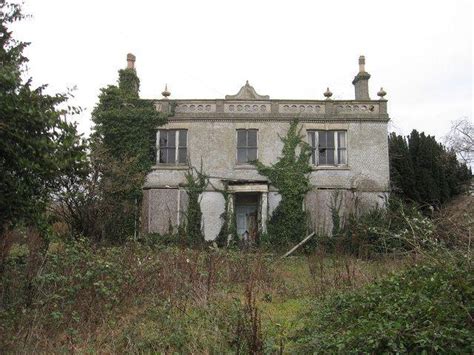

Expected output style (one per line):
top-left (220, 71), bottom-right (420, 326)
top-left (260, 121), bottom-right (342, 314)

top-left (236, 205), bottom-right (258, 239)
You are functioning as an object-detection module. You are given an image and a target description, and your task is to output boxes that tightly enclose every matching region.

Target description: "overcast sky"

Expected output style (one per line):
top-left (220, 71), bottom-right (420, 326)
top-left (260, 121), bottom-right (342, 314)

top-left (11, 0), bottom-right (473, 140)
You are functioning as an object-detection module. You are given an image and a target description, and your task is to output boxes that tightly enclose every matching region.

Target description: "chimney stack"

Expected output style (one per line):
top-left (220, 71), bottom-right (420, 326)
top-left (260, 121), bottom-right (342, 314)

top-left (127, 53), bottom-right (136, 69)
top-left (352, 55), bottom-right (371, 100)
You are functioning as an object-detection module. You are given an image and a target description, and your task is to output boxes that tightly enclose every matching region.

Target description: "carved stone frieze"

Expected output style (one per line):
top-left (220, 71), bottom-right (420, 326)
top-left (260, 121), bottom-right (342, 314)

top-left (175, 103), bottom-right (216, 113)
top-left (336, 103), bottom-right (379, 114)
top-left (224, 103), bottom-right (271, 113)
top-left (278, 104), bottom-right (325, 114)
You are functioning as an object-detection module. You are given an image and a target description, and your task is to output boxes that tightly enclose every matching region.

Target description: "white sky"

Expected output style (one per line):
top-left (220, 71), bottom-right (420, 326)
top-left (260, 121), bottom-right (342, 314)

top-left (11, 0), bottom-right (473, 140)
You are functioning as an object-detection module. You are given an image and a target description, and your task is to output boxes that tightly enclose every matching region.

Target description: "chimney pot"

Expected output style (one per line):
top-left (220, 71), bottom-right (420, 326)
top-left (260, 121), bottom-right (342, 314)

top-left (127, 53), bottom-right (136, 69)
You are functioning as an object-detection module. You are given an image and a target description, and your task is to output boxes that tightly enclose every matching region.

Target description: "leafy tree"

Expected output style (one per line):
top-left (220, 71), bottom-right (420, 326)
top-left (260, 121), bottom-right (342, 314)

top-left (0, 2), bottom-right (87, 242)
top-left (253, 120), bottom-right (312, 247)
top-left (90, 61), bottom-right (167, 242)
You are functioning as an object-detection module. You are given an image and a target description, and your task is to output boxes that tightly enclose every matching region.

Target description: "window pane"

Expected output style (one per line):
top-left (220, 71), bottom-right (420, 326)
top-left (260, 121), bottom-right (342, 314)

top-left (318, 131), bottom-right (327, 148)
top-left (237, 148), bottom-right (247, 163)
top-left (179, 130), bottom-right (187, 147)
top-left (159, 130), bottom-right (167, 147)
top-left (237, 130), bottom-right (247, 147)
top-left (327, 131), bottom-right (335, 148)
top-left (319, 150), bottom-right (326, 165)
top-left (338, 131), bottom-right (346, 148)
top-left (326, 149), bottom-right (335, 164)
top-left (178, 148), bottom-right (187, 163)
top-left (159, 148), bottom-right (167, 163)
top-left (338, 148), bottom-right (347, 164)
top-left (167, 130), bottom-right (176, 147)
top-left (247, 148), bottom-right (257, 161)
top-left (248, 130), bottom-right (257, 147)
top-left (166, 148), bottom-right (176, 163)
top-left (309, 131), bottom-right (316, 148)
top-left (312, 149), bottom-right (316, 165)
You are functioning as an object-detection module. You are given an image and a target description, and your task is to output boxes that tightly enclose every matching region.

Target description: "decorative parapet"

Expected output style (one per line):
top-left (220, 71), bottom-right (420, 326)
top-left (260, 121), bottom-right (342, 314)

top-left (153, 99), bottom-right (388, 121)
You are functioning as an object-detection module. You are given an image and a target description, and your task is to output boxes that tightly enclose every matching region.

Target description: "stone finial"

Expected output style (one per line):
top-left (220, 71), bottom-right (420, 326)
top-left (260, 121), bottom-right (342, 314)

top-left (324, 87), bottom-right (333, 100)
top-left (377, 87), bottom-right (387, 100)
top-left (161, 84), bottom-right (171, 99)
top-left (358, 55), bottom-right (366, 73)
top-left (127, 53), bottom-right (136, 69)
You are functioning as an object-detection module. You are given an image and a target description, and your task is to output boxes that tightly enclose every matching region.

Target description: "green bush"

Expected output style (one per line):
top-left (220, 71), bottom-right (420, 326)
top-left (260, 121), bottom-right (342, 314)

top-left (295, 255), bottom-right (474, 353)
top-left (314, 198), bottom-right (438, 257)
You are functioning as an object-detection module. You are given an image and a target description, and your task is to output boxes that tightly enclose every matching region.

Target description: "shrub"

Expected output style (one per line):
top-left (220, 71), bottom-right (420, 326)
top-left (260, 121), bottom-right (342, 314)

top-left (295, 255), bottom-right (474, 353)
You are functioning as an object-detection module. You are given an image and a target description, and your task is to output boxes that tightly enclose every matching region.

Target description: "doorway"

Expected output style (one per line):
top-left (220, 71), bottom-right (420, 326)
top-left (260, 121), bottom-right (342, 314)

top-left (235, 193), bottom-right (259, 243)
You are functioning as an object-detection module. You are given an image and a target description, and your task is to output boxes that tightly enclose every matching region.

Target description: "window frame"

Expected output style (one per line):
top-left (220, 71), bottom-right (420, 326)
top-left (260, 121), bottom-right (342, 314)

top-left (157, 129), bottom-right (188, 165)
top-left (236, 129), bottom-right (258, 165)
top-left (307, 130), bottom-right (348, 167)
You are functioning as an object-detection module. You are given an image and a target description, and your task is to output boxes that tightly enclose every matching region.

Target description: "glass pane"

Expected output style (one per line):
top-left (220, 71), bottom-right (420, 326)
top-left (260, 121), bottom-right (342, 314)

top-left (159, 148), bottom-right (167, 163)
top-left (167, 130), bottom-right (176, 147)
top-left (178, 148), bottom-right (187, 163)
top-left (248, 130), bottom-right (257, 147)
top-left (248, 148), bottom-right (257, 161)
top-left (167, 148), bottom-right (176, 163)
top-left (318, 131), bottom-right (327, 148)
top-left (338, 148), bottom-right (347, 164)
top-left (159, 130), bottom-right (167, 147)
top-left (327, 131), bottom-right (335, 148)
top-left (309, 131), bottom-right (316, 148)
top-left (179, 130), bottom-right (187, 147)
top-left (312, 149), bottom-right (316, 165)
top-left (338, 131), bottom-right (346, 148)
top-left (237, 130), bottom-right (246, 147)
top-left (327, 149), bottom-right (335, 164)
top-left (318, 150), bottom-right (326, 165)
top-left (237, 148), bottom-right (247, 163)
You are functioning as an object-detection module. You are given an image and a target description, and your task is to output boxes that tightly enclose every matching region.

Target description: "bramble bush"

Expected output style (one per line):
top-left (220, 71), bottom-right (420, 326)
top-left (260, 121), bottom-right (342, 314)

top-left (295, 254), bottom-right (474, 353)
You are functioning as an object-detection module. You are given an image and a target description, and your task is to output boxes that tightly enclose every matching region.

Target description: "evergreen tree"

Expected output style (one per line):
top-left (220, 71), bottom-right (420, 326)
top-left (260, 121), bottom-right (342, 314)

top-left (389, 130), bottom-right (471, 206)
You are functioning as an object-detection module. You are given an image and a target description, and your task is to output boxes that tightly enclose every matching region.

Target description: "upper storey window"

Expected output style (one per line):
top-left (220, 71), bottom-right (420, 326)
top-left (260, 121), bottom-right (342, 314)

top-left (158, 129), bottom-right (187, 164)
top-left (237, 129), bottom-right (258, 164)
top-left (308, 130), bottom-right (347, 166)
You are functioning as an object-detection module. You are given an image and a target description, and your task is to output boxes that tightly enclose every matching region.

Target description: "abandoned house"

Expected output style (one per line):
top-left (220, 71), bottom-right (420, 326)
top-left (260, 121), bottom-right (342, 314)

top-left (140, 55), bottom-right (390, 240)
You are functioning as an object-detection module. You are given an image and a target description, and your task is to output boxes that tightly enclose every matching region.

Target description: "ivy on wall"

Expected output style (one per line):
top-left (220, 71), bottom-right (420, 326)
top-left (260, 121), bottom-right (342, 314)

top-left (91, 67), bottom-right (168, 241)
top-left (183, 166), bottom-right (209, 245)
top-left (253, 120), bottom-right (313, 247)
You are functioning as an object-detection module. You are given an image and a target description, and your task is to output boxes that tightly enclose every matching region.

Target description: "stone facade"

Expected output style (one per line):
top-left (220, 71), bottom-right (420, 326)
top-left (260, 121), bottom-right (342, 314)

top-left (142, 57), bottom-right (390, 239)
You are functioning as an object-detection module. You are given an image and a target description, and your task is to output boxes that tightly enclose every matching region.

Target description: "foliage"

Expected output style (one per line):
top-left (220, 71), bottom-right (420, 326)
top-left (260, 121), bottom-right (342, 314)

top-left (182, 166), bottom-right (209, 245)
top-left (316, 197), bottom-right (438, 257)
top-left (295, 255), bottom-right (474, 353)
top-left (389, 130), bottom-right (471, 206)
top-left (215, 184), bottom-right (238, 248)
top-left (254, 120), bottom-right (313, 247)
top-left (0, 2), bottom-right (87, 238)
top-left (88, 64), bottom-right (167, 242)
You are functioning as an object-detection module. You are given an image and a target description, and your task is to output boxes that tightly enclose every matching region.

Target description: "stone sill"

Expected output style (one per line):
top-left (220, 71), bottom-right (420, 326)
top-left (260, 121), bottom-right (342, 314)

top-left (312, 165), bottom-right (350, 171)
top-left (234, 164), bottom-right (257, 170)
top-left (151, 164), bottom-right (189, 170)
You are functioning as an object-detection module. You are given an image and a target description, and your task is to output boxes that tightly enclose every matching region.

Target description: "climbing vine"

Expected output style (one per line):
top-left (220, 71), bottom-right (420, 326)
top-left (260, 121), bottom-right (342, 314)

top-left (215, 183), bottom-right (238, 247)
top-left (183, 165), bottom-right (209, 246)
top-left (253, 120), bottom-right (313, 247)
top-left (91, 66), bottom-right (168, 241)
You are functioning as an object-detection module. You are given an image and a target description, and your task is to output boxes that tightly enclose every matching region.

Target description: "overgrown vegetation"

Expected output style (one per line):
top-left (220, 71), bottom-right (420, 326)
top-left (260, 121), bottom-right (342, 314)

top-left (183, 165), bottom-right (209, 245)
top-left (0, 2), bottom-right (87, 270)
top-left (296, 254), bottom-right (473, 353)
top-left (254, 120), bottom-right (313, 247)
